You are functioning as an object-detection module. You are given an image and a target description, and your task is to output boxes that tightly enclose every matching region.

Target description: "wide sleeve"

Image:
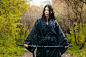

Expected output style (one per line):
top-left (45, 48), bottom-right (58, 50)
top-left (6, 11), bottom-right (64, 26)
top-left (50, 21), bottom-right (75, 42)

top-left (54, 20), bottom-right (69, 55)
top-left (24, 19), bottom-right (40, 52)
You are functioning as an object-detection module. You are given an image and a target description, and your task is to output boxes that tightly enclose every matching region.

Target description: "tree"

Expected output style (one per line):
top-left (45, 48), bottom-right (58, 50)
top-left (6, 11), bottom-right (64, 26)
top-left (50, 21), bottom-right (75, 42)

top-left (0, 0), bottom-right (30, 56)
top-left (52, 0), bottom-right (86, 49)
top-left (64, 0), bottom-right (86, 49)
top-left (19, 5), bottom-right (43, 31)
top-left (52, 0), bottom-right (71, 34)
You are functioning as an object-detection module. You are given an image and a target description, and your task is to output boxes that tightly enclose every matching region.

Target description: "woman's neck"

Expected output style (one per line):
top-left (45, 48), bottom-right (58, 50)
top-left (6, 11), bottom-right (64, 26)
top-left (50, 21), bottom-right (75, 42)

top-left (46, 16), bottom-right (49, 19)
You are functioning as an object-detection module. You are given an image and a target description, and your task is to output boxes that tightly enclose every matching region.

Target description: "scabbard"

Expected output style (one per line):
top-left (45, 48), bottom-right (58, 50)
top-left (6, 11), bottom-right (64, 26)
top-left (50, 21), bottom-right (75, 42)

top-left (18, 44), bottom-right (72, 48)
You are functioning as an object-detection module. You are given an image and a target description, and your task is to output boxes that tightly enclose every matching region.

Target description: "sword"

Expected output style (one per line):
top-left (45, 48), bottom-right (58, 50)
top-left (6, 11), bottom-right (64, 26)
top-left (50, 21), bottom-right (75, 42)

top-left (18, 44), bottom-right (72, 57)
top-left (18, 44), bottom-right (72, 48)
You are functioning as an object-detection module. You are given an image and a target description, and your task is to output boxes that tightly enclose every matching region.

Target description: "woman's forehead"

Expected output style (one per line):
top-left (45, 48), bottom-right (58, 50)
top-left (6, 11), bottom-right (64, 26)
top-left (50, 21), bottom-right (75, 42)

top-left (45, 7), bottom-right (49, 9)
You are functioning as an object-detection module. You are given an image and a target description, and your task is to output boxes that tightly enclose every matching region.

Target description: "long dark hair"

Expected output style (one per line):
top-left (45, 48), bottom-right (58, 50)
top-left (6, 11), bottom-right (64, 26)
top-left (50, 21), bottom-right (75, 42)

top-left (42, 4), bottom-right (56, 20)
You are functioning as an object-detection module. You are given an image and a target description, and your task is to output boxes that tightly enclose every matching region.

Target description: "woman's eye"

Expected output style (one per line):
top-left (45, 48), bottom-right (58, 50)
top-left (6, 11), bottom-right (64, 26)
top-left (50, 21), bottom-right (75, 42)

top-left (45, 9), bottom-right (49, 11)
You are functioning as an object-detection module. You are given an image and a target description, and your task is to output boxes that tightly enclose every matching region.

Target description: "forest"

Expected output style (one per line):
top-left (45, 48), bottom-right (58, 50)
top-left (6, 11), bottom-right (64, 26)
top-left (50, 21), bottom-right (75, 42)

top-left (0, 0), bottom-right (86, 57)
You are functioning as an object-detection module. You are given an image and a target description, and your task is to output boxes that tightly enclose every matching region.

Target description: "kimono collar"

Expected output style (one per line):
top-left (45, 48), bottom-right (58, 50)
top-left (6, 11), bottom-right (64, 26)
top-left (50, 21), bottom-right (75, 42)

top-left (44, 17), bottom-right (50, 21)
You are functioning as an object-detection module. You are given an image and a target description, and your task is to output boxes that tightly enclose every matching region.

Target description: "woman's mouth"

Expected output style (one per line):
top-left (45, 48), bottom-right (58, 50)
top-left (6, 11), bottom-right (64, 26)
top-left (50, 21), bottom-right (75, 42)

top-left (45, 14), bottom-right (48, 15)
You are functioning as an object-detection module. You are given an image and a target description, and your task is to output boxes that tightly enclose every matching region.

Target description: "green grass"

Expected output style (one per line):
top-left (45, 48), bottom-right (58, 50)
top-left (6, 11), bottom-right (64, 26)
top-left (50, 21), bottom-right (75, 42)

top-left (0, 46), bottom-right (28, 57)
top-left (66, 46), bottom-right (86, 57)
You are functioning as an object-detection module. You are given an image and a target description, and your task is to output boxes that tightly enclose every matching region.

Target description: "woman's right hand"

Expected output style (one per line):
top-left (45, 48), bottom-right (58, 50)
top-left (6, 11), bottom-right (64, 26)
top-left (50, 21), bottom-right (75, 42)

top-left (24, 44), bottom-right (28, 48)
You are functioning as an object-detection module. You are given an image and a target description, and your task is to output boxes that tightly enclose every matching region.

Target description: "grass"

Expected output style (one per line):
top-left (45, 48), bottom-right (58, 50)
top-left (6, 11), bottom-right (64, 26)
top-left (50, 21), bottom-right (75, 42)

top-left (0, 46), bottom-right (28, 57)
top-left (66, 45), bottom-right (86, 57)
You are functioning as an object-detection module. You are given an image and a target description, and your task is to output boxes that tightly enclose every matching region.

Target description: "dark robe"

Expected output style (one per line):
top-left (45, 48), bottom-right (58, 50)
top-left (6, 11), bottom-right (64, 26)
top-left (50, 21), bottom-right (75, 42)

top-left (25, 16), bottom-right (69, 57)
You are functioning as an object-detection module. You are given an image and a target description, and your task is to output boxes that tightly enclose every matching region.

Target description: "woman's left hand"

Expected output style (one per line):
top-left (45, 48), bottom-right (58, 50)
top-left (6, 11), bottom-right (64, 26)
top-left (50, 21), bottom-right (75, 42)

top-left (64, 46), bottom-right (69, 48)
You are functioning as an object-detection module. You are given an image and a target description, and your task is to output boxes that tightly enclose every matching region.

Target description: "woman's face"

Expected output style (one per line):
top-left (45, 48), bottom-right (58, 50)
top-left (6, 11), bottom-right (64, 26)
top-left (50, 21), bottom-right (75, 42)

top-left (45, 7), bottom-right (49, 17)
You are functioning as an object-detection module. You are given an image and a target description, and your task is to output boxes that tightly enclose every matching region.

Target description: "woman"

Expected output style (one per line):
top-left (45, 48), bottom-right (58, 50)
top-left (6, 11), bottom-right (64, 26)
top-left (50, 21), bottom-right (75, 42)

top-left (24, 4), bottom-right (69, 57)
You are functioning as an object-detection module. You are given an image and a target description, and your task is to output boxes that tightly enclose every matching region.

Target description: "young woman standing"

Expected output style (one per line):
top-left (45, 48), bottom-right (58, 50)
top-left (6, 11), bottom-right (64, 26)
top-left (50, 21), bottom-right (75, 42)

top-left (24, 4), bottom-right (69, 57)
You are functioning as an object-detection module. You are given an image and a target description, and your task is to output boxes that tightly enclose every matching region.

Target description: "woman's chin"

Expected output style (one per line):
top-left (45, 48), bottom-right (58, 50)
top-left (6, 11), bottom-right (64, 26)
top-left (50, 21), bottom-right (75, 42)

top-left (45, 15), bottom-right (49, 17)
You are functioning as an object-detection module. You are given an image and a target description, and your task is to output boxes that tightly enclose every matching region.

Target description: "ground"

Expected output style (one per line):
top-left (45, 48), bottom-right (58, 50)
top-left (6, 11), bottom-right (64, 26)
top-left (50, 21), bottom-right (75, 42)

top-left (19, 49), bottom-right (74, 57)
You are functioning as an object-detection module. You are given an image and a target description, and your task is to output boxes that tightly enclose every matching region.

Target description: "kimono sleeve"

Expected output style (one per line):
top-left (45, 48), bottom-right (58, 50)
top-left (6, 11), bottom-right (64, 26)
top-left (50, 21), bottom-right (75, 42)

top-left (54, 20), bottom-right (69, 55)
top-left (24, 19), bottom-right (40, 52)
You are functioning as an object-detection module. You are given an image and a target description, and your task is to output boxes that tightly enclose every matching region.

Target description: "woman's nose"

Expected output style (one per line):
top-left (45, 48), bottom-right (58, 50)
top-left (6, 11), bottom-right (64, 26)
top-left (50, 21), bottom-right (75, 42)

top-left (45, 11), bottom-right (48, 13)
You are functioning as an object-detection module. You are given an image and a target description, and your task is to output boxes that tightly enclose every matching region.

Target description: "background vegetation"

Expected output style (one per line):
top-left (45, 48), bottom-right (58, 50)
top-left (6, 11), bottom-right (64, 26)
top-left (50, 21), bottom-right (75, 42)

top-left (52, 0), bottom-right (86, 57)
top-left (0, 0), bottom-right (30, 56)
top-left (0, 0), bottom-right (86, 57)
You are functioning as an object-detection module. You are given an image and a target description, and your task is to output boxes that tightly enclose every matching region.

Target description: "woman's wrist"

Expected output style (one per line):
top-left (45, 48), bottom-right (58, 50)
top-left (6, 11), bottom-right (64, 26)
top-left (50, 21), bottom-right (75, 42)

top-left (24, 44), bottom-right (28, 48)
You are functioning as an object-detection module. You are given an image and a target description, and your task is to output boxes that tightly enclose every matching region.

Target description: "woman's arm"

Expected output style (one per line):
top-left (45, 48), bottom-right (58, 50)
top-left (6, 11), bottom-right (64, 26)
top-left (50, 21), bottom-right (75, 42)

top-left (24, 18), bottom-right (41, 52)
top-left (54, 20), bottom-right (69, 54)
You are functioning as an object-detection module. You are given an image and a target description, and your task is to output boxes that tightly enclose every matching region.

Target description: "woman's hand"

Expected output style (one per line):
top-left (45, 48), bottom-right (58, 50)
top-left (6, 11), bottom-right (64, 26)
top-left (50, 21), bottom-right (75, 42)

top-left (24, 44), bottom-right (28, 48)
top-left (64, 46), bottom-right (69, 48)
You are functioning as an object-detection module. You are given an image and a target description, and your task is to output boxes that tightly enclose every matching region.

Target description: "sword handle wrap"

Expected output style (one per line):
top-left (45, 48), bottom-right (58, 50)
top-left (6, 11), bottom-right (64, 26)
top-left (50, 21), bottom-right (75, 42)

top-left (18, 44), bottom-right (24, 46)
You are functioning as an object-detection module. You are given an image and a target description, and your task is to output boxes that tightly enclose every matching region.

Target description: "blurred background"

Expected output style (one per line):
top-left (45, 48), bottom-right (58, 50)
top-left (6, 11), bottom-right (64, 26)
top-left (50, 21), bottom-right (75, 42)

top-left (0, 0), bottom-right (86, 57)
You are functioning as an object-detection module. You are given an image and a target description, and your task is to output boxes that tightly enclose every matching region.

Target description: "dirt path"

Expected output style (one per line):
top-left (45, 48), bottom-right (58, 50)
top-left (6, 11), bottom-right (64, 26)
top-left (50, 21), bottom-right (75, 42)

top-left (20, 49), bottom-right (73, 57)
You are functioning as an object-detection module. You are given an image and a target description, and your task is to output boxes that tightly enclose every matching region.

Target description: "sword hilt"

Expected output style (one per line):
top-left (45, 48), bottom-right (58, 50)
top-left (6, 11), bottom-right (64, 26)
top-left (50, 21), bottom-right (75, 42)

top-left (18, 44), bottom-right (24, 46)
top-left (69, 45), bottom-right (72, 47)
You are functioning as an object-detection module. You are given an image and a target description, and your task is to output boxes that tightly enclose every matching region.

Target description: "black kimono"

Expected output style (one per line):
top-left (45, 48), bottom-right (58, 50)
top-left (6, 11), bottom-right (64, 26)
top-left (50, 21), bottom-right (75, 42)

top-left (25, 16), bottom-right (69, 57)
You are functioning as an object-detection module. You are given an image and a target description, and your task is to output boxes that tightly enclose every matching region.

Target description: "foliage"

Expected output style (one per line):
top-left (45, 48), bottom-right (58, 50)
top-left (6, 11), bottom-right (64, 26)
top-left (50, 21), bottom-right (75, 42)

top-left (66, 45), bottom-right (86, 57)
top-left (52, 0), bottom-right (86, 49)
top-left (52, 0), bottom-right (72, 33)
top-left (0, 0), bottom-right (30, 56)
top-left (67, 23), bottom-right (86, 48)
top-left (20, 6), bottom-right (43, 31)
top-left (1, 0), bottom-right (86, 56)
top-left (0, 46), bottom-right (28, 57)
top-left (17, 27), bottom-right (30, 44)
